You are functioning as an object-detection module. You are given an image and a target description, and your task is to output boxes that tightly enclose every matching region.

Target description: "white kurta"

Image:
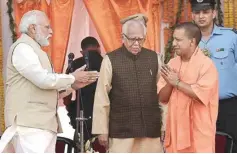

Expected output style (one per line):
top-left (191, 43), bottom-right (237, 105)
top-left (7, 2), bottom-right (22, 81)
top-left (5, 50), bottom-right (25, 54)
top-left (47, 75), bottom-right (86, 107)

top-left (92, 54), bottom-right (164, 153)
top-left (0, 43), bottom-right (75, 153)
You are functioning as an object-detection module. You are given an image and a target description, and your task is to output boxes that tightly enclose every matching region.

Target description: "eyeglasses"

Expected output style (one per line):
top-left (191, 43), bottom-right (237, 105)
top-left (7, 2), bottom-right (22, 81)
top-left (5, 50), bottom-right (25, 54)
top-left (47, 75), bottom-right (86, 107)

top-left (123, 34), bottom-right (145, 45)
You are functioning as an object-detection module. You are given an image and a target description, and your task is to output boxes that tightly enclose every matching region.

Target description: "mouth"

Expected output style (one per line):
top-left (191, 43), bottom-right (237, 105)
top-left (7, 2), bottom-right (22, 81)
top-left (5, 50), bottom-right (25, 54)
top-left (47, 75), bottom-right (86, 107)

top-left (198, 20), bottom-right (206, 24)
top-left (173, 48), bottom-right (180, 53)
top-left (131, 48), bottom-right (140, 54)
top-left (47, 35), bottom-right (52, 39)
top-left (131, 47), bottom-right (140, 50)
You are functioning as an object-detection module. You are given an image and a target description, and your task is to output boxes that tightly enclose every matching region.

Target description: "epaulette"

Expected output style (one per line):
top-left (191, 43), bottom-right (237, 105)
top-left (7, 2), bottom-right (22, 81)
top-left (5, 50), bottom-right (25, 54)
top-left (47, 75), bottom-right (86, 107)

top-left (220, 27), bottom-right (237, 34)
top-left (232, 28), bottom-right (237, 34)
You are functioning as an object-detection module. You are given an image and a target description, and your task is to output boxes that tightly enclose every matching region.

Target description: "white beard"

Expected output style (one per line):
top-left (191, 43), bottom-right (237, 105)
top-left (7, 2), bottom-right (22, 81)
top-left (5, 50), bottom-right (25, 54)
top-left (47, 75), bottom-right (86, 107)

top-left (35, 33), bottom-right (50, 46)
top-left (35, 27), bottom-right (50, 46)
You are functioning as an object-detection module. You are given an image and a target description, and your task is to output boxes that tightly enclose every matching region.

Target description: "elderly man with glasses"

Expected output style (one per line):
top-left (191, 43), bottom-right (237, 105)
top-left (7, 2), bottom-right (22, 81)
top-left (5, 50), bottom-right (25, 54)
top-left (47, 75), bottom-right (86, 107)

top-left (91, 14), bottom-right (163, 153)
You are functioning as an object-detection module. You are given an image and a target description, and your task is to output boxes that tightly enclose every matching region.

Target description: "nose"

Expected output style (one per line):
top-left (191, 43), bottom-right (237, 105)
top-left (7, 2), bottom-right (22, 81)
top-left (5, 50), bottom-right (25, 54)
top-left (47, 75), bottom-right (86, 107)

top-left (133, 40), bottom-right (139, 46)
top-left (199, 12), bottom-right (204, 18)
top-left (172, 40), bottom-right (177, 46)
top-left (49, 28), bottom-right (53, 35)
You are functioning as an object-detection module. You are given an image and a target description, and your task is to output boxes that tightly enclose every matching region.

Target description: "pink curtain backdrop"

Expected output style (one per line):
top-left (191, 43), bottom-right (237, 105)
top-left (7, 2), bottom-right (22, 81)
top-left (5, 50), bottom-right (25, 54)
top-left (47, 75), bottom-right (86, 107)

top-left (63, 0), bottom-right (105, 73)
top-left (58, 0), bottom-right (105, 106)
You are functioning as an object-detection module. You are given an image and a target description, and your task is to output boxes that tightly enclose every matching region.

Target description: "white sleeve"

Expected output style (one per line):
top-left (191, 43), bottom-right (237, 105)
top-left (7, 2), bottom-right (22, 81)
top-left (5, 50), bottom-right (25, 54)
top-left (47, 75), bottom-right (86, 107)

top-left (12, 43), bottom-right (75, 90)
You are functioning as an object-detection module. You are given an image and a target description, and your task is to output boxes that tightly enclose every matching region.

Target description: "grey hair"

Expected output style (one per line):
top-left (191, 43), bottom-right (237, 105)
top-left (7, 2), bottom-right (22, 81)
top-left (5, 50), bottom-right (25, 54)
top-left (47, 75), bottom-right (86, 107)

top-left (122, 20), bottom-right (147, 36)
top-left (19, 10), bottom-right (48, 33)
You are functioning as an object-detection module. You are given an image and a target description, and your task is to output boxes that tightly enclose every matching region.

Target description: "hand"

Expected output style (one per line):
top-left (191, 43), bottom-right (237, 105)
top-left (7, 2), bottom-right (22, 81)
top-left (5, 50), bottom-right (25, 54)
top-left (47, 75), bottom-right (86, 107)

top-left (98, 134), bottom-right (109, 150)
top-left (161, 65), bottom-right (179, 86)
top-left (71, 65), bottom-right (99, 90)
top-left (71, 90), bottom-right (76, 101)
top-left (71, 80), bottom-right (96, 90)
top-left (161, 131), bottom-right (165, 142)
top-left (71, 65), bottom-right (99, 83)
top-left (58, 88), bottom-right (74, 99)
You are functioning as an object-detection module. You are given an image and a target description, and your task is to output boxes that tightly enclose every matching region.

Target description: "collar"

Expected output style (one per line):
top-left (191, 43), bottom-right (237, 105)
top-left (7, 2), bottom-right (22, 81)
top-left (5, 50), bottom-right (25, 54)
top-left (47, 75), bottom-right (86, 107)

top-left (20, 33), bottom-right (42, 49)
top-left (201, 25), bottom-right (222, 43)
top-left (211, 24), bottom-right (222, 35)
top-left (121, 44), bottom-right (143, 61)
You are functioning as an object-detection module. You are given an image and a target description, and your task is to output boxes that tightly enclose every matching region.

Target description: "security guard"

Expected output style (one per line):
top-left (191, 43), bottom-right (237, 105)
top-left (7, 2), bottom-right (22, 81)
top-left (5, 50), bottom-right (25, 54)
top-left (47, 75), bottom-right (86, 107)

top-left (190, 0), bottom-right (237, 152)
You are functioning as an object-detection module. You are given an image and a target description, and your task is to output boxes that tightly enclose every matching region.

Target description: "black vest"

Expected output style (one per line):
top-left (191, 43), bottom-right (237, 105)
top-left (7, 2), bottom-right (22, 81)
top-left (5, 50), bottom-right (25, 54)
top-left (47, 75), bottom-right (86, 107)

top-left (107, 45), bottom-right (162, 138)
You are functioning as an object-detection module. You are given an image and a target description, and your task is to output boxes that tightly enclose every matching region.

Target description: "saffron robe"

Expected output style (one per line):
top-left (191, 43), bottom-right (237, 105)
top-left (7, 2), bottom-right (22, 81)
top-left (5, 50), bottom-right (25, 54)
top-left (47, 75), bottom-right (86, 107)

top-left (158, 48), bottom-right (219, 152)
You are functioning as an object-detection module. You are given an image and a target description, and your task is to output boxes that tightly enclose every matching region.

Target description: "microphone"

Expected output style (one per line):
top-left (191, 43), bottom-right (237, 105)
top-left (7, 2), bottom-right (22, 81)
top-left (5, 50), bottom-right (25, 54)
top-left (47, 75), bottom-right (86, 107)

top-left (67, 53), bottom-right (75, 73)
top-left (84, 51), bottom-right (90, 71)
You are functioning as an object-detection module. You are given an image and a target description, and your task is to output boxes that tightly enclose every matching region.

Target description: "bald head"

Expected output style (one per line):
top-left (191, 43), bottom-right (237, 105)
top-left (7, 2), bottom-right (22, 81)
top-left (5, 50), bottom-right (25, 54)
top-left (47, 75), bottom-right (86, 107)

top-left (175, 22), bottom-right (202, 45)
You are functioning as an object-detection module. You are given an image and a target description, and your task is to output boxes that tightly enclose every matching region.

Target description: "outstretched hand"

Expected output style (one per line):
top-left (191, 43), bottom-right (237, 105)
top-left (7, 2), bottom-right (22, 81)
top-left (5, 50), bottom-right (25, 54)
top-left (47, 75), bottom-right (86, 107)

top-left (71, 65), bottom-right (99, 90)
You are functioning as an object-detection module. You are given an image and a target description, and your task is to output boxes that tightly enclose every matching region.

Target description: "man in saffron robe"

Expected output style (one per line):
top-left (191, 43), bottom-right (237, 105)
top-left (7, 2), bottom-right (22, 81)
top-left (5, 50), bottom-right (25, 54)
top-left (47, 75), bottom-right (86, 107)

top-left (158, 22), bottom-right (218, 152)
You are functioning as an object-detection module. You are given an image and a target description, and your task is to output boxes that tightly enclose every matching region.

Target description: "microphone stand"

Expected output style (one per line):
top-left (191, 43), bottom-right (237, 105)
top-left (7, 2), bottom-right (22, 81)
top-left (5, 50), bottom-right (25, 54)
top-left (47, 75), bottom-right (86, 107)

top-left (76, 53), bottom-right (91, 152)
top-left (67, 53), bottom-right (80, 152)
top-left (68, 53), bottom-right (90, 153)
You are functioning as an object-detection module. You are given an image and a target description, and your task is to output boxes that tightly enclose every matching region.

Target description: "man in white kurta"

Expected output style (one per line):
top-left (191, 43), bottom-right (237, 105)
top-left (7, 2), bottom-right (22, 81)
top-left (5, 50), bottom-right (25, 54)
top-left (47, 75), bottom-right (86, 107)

top-left (92, 14), bottom-right (163, 153)
top-left (0, 10), bottom-right (99, 153)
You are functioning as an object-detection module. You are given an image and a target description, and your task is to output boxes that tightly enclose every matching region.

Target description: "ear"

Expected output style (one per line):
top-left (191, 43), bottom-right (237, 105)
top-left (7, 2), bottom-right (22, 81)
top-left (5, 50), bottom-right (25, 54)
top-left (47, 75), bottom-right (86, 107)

top-left (191, 13), bottom-right (195, 20)
top-left (212, 10), bottom-right (217, 19)
top-left (28, 24), bottom-right (36, 34)
top-left (121, 34), bottom-right (125, 43)
top-left (121, 34), bottom-right (125, 39)
top-left (190, 38), bottom-right (196, 46)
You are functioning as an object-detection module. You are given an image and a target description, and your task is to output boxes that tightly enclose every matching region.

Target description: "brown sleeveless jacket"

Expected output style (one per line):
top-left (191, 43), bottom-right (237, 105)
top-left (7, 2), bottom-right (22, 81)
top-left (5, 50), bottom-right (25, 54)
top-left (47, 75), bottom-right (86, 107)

top-left (107, 46), bottom-right (162, 138)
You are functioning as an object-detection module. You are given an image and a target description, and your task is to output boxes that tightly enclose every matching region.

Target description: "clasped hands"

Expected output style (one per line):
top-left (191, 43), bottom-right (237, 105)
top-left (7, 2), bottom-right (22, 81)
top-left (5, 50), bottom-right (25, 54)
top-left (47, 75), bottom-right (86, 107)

top-left (160, 65), bottom-right (180, 87)
top-left (71, 65), bottom-right (99, 90)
